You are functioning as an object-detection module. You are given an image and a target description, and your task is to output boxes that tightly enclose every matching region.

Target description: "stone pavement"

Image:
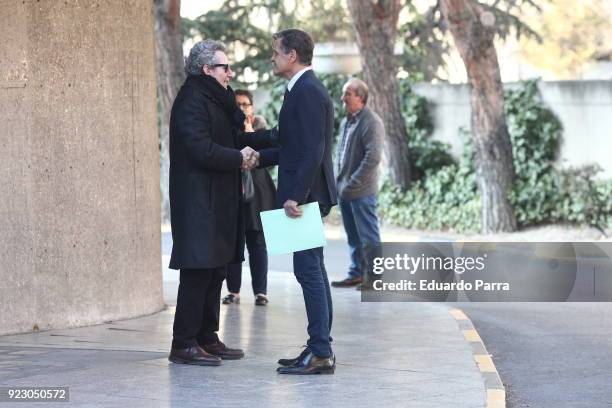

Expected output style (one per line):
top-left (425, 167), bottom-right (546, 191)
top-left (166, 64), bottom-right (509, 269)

top-left (0, 259), bottom-right (487, 407)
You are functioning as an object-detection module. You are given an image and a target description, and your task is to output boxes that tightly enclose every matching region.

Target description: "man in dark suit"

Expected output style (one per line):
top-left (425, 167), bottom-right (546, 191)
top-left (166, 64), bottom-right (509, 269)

top-left (258, 29), bottom-right (338, 375)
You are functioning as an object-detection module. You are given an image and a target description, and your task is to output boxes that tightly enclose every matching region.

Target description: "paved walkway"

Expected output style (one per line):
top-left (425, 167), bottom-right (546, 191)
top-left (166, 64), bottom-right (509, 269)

top-left (0, 259), bottom-right (487, 407)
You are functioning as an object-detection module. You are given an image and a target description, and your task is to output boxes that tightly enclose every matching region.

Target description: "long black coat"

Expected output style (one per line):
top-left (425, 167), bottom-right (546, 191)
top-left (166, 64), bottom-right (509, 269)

top-left (244, 167), bottom-right (276, 231)
top-left (168, 75), bottom-right (270, 270)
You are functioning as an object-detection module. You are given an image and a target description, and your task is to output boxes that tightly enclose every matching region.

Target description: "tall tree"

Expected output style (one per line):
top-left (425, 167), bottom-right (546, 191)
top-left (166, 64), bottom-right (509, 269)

top-left (154, 0), bottom-right (185, 223)
top-left (440, 0), bottom-right (517, 232)
top-left (346, 0), bottom-right (411, 189)
top-left (183, 0), bottom-right (353, 87)
top-left (399, 0), bottom-right (540, 81)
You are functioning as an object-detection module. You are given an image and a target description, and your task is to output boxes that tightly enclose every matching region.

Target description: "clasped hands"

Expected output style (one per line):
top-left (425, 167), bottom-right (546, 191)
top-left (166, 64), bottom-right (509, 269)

top-left (240, 147), bottom-right (260, 170)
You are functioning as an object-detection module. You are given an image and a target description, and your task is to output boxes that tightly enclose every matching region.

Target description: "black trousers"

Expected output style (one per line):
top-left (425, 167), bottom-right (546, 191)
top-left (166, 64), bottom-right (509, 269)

top-left (226, 229), bottom-right (268, 295)
top-left (172, 267), bottom-right (226, 349)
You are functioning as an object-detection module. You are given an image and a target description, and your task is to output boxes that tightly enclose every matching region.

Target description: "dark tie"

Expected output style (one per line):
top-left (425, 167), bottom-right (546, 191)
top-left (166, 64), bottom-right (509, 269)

top-left (283, 89), bottom-right (289, 104)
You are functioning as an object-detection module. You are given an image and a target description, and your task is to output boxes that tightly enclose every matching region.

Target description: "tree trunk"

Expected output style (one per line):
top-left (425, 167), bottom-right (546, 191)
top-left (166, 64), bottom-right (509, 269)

top-left (440, 0), bottom-right (517, 233)
top-left (154, 0), bottom-right (184, 224)
top-left (346, 0), bottom-right (411, 189)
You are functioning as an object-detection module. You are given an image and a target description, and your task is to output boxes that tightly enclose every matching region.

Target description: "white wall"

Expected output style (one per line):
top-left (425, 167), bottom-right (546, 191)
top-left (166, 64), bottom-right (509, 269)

top-left (413, 81), bottom-right (612, 178)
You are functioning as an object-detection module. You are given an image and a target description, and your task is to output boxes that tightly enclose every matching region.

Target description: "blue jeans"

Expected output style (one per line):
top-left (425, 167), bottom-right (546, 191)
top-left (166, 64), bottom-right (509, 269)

top-left (293, 247), bottom-right (333, 358)
top-left (339, 194), bottom-right (381, 279)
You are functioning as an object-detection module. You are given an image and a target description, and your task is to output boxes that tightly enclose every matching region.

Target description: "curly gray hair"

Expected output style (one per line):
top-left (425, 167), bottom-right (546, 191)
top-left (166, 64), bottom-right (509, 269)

top-left (184, 40), bottom-right (227, 76)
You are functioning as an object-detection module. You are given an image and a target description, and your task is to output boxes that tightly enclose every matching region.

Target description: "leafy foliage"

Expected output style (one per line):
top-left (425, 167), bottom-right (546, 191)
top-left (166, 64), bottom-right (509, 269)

top-left (260, 77), bottom-right (612, 233)
top-left (180, 2), bottom-right (611, 232)
top-left (182, 0), bottom-right (353, 86)
top-left (399, 80), bottom-right (454, 179)
top-left (380, 79), bottom-right (612, 232)
top-left (506, 81), bottom-right (612, 229)
top-left (379, 123), bottom-right (481, 232)
top-left (519, 0), bottom-right (612, 79)
top-left (398, 0), bottom-right (541, 81)
top-left (505, 79), bottom-right (562, 225)
top-left (183, 0), bottom-right (541, 85)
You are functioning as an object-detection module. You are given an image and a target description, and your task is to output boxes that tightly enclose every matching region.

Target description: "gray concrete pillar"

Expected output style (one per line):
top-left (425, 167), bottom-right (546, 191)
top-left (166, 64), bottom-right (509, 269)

top-left (0, 0), bottom-right (163, 335)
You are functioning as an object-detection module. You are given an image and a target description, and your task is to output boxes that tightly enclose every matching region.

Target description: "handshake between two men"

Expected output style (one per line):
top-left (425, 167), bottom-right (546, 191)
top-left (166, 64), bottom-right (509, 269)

top-left (238, 145), bottom-right (302, 219)
top-left (240, 146), bottom-right (260, 170)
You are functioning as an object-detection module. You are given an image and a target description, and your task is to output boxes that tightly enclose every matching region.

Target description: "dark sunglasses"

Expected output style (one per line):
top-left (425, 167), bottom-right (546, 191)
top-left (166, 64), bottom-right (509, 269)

top-left (210, 63), bottom-right (231, 72)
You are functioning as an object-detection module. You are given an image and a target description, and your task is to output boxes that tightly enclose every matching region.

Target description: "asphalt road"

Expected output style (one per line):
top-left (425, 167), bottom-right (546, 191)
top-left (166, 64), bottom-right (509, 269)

top-left (162, 232), bottom-right (612, 407)
top-left (460, 302), bottom-right (612, 408)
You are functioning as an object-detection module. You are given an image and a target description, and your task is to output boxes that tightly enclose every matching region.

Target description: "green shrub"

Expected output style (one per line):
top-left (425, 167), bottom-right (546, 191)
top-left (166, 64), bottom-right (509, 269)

top-left (379, 124), bottom-right (481, 233)
top-left (399, 80), bottom-right (455, 179)
top-left (380, 79), bottom-right (612, 232)
top-left (505, 79), bottom-right (563, 226)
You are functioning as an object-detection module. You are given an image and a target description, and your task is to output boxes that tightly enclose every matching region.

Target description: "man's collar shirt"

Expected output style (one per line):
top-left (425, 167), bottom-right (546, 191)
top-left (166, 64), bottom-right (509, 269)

top-left (286, 66), bottom-right (313, 92)
top-left (338, 109), bottom-right (364, 168)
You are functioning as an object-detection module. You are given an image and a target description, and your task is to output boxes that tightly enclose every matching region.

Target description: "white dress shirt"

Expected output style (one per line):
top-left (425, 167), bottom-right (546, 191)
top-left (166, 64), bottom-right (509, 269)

top-left (287, 66), bottom-right (313, 92)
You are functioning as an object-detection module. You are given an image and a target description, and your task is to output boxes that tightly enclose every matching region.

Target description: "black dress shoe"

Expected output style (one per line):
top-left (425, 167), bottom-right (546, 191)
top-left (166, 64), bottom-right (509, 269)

top-left (331, 276), bottom-right (362, 287)
top-left (255, 294), bottom-right (269, 306)
top-left (277, 352), bottom-right (335, 375)
top-left (222, 293), bottom-right (240, 304)
top-left (201, 340), bottom-right (245, 360)
top-left (168, 346), bottom-right (222, 366)
top-left (277, 347), bottom-right (310, 367)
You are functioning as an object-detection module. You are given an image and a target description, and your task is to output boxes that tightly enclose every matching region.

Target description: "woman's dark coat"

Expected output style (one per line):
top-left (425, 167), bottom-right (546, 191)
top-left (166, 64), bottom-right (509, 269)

top-left (168, 74), bottom-right (269, 270)
top-left (244, 167), bottom-right (276, 231)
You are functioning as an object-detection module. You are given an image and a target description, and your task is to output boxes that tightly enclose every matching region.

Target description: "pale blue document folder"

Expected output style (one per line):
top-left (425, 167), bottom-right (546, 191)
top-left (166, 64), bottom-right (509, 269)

top-left (260, 202), bottom-right (327, 255)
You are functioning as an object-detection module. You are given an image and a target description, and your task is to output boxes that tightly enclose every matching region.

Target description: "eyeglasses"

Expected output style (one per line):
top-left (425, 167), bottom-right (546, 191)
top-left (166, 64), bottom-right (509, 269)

top-left (210, 63), bottom-right (231, 72)
top-left (237, 102), bottom-right (252, 108)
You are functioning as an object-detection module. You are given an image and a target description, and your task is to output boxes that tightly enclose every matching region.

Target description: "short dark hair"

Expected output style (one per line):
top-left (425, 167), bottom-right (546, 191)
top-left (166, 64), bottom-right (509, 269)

top-left (272, 29), bottom-right (314, 66)
top-left (234, 89), bottom-right (253, 105)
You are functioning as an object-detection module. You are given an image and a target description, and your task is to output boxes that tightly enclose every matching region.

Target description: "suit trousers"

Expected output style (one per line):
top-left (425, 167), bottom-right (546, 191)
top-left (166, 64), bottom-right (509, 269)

top-left (226, 229), bottom-right (268, 295)
top-left (172, 267), bottom-right (226, 349)
top-left (293, 246), bottom-right (333, 358)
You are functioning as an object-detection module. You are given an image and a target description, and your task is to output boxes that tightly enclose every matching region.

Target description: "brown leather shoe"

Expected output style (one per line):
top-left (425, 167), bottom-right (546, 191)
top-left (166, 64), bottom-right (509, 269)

top-left (331, 276), bottom-right (362, 287)
top-left (201, 340), bottom-right (245, 360)
top-left (168, 345), bottom-right (222, 366)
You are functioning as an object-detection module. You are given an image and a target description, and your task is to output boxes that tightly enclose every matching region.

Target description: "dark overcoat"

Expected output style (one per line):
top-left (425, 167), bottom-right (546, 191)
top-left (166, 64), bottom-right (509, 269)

top-left (244, 167), bottom-right (276, 231)
top-left (168, 75), bottom-right (252, 270)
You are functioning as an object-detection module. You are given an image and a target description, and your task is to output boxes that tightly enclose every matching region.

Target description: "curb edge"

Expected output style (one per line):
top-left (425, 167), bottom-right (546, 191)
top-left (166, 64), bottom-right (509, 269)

top-left (449, 308), bottom-right (506, 408)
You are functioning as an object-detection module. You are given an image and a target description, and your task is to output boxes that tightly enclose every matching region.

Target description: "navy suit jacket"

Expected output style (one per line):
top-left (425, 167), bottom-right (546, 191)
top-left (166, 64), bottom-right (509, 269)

top-left (258, 70), bottom-right (337, 210)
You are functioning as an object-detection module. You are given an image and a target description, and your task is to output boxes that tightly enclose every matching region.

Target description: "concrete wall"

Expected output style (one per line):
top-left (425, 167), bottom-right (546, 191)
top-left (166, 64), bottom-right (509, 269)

top-left (0, 1), bottom-right (163, 335)
top-left (413, 81), bottom-right (612, 178)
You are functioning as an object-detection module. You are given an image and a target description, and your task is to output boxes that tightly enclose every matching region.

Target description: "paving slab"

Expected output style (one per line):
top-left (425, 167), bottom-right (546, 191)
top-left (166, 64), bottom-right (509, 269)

top-left (0, 263), bottom-right (486, 408)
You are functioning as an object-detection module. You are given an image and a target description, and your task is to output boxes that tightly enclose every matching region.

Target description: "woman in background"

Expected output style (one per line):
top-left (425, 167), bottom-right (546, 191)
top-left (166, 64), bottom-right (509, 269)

top-left (223, 89), bottom-right (276, 306)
